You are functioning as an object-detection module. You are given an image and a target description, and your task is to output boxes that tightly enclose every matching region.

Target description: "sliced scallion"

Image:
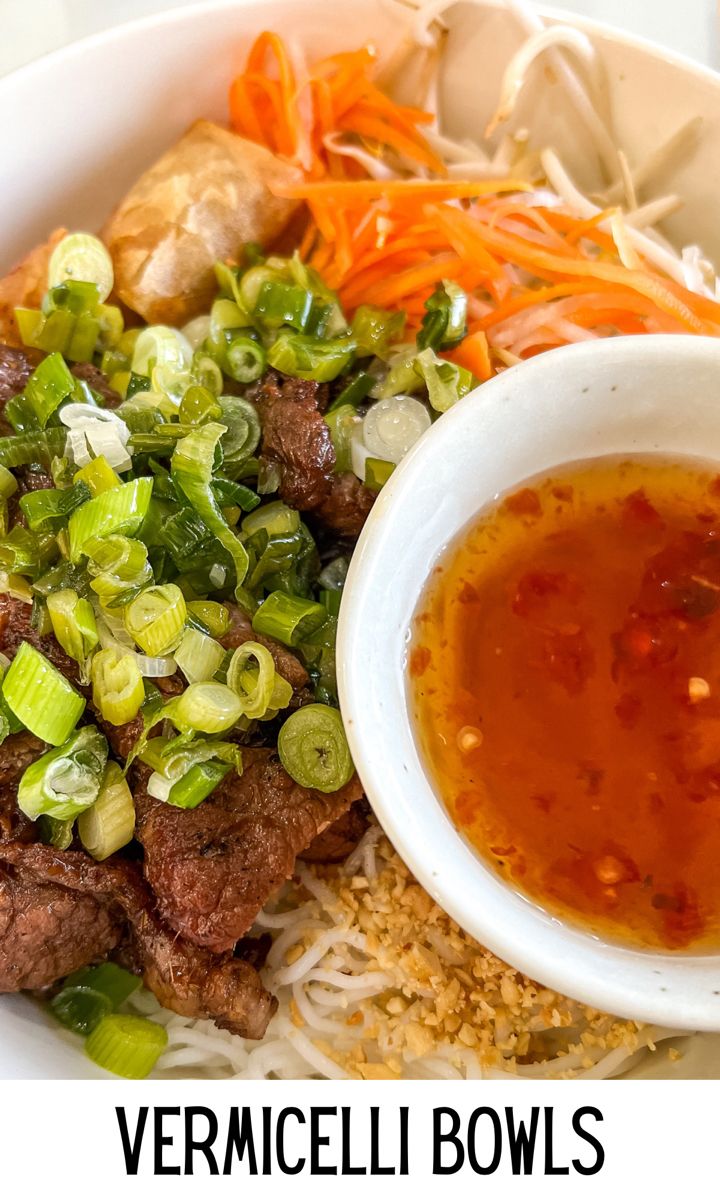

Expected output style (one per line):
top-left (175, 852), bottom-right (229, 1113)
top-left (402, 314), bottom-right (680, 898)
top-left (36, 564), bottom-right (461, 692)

top-left (47, 589), bottom-right (98, 671)
top-left (164, 681), bottom-right (243, 735)
top-left (91, 648), bottom-right (144, 726)
top-left (77, 761), bottom-right (135, 860)
top-left (174, 627), bottom-right (225, 684)
top-left (3, 642), bottom-right (85, 744)
top-left (85, 1013), bottom-right (167, 1079)
top-left (278, 703), bottom-right (353, 793)
top-left (19, 480), bottom-right (91, 534)
top-left (267, 332), bottom-right (356, 383)
top-left (252, 591), bottom-right (326, 647)
top-left (68, 477), bottom-right (153, 562)
top-left (48, 233), bottom-right (115, 303)
top-left (124, 584), bottom-right (186, 656)
top-left (171, 423), bottom-right (249, 589)
top-left (18, 726), bottom-right (108, 820)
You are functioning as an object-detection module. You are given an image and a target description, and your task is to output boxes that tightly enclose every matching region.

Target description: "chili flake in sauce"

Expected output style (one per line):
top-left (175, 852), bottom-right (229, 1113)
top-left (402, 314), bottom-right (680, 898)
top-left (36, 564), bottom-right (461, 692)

top-left (410, 456), bottom-right (720, 950)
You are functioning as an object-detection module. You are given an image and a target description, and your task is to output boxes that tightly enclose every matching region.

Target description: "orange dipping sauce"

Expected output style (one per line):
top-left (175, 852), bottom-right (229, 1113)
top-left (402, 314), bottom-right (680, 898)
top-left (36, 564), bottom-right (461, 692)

top-left (410, 456), bottom-right (720, 951)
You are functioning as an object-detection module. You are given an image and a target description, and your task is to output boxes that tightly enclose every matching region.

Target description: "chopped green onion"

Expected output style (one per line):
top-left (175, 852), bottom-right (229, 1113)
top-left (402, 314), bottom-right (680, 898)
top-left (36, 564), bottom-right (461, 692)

top-left (364, 457), bottom-right (395, 491)
top-left (38, 814), bottom-right (75, 849)
top-left (91, 648), bottom-right (144, 725)
top-left (66, 962), bottom-right (141, 1008)
top-left (47, 589), bottom-right (98, 670)
top-left (362, 395), bottom-right (431, 465)
top-left (18, 727), bottom-right (107, 820)
top-left (218, 396), bottom-right (261, 465)
top-left (174, 627), bottom-right (225, 684)
top-left (68, 477), bottom-right (153, 562)
top-left (178, 384), bottom-right (222, 426)
top-left (52, 987), bottom-right (112, 1036)
top-left (19, 480), bottom-right (91, 533)
top-left (9, 352), bottom-right (78, 430)
top-left (141, 736), bottom-right (241, 798)
top-left (52, 962), bottom-right (140, 1037)
top-left (278, 703), bottom-right (354, 792)
top-left (0, 526), bottom-right (57, 579)
top-left (85, 1013), bottom-right (167, 1079)
top-left (48, 233), bottom-right (114, 303)
top-left (267, 332), bottom-right (356, 383)
top-left (124, 583), bottom-right (186, 656)
top-left (0, 428), bottom-right (66, 469)
top-left (212, 477), bottom-right (260, 513)
top-left (167, 760), bottom-right (232, 809)
top-left (320, 588), bottom-right (342, 617)
top-left (132, 325), bottom-right (192, 376)
top-left (227, 640), bottom-right (285, 720)
top-left (413, 347), bottom-right (475, 413)
top-left (77, 761), bottom-right (135, 860)
top-left (351, 305), bottom-right (406, 358)
top-left (252, 591), bottom-right (326, 646)
top-left (0, 465), bottom-right (17, 501)
top-left (171, 423), bottom-right (249, 589)
top-left (85, 534), bottom-right (153, 605)
top-left (327, 371), bottom-right (375, 413)
top-left (318, 555), bottom-right (349, 591)
top-left (74, 455), bottom-right (121, 496)
top-left (253, 279), bottom-right (313, 330)
top-left (417, 280), bottom-right (467, 351)
top-left (325, 404), bottom-right (361, 472)
top-left (242, 500), bottom-right (300, 539)
top-left (226, 336), bottom-right (267, 383)
top-left (3, 642), bottom-right (85, 744)
top-left (164, 682), bottom-right (243, 734)
top-left (186, 600), bottom-right (230, 638)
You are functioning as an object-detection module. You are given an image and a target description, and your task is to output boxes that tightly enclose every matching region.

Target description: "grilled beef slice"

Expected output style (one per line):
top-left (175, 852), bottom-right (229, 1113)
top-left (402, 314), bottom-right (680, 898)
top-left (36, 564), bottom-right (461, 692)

top-left (0, 857), bottom-right (124, 991)
top-left (252, 370), bottom-right (375, 538)
top-left (300, 797), bottom-right (371, 864)
top-left (0, 731), bottom-right (45, 843)
top-left (0, 843), bottom-right (276, 1038)
top-left (133, 749), bottom-right (363, 953)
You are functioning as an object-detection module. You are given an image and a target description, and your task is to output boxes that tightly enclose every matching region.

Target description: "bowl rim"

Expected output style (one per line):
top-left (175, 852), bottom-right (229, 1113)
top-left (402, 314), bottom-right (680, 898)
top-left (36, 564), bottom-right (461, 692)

top-left (0, 0), bottom-right (718, 99)
top-left (337, 334), bottom-right (720, 1031)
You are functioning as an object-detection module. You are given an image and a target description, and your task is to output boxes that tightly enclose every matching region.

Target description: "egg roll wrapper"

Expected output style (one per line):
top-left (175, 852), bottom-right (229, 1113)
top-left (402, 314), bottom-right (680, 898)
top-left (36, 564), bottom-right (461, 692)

top-left (102, 120), bottom-right (302, 326)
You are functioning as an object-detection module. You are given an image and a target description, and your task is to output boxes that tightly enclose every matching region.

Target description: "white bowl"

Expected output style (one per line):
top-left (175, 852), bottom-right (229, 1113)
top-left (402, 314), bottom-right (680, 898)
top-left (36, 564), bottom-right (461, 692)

top-left (2, 0), bottom-right (720, 1076)
top-left (338, 334), bottom-right (720, 1031)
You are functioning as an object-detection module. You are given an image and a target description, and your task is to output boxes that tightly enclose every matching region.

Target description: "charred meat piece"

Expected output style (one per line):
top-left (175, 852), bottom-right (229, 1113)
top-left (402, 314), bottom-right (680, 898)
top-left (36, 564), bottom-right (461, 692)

top-left (0, 731), bottom-right (45, 787)
top-left (0, 843), bottom-right (276, 1040)
top-left (0, 731), bottom-right (45, 842)
top-left (0, 344), bottom-right (120, 431)
top-left (300, 797), bottom-right (371, 863)
top-left (0, 859), bottom-right (124, 992)
top-left (133, 749), bottom-right (364, 953)
top-left (221, 604), bottom-right (310, 697)
top-left (129, 905), bottom-right (276, 1038)
top-left (252, 370), bottom-right (375, 538)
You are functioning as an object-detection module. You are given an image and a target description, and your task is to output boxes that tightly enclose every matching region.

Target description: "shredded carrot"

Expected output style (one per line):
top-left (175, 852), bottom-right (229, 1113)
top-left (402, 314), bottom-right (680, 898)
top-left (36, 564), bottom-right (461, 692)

top-left (226, 31), bottom-right (720, 373)
top-left (448, 331), bottom-right (493, 381)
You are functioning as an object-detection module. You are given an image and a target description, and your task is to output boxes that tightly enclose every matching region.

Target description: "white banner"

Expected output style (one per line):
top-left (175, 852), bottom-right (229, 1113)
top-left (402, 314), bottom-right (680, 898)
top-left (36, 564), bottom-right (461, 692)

top-left (0, 1080), bottom-right (713, 1198)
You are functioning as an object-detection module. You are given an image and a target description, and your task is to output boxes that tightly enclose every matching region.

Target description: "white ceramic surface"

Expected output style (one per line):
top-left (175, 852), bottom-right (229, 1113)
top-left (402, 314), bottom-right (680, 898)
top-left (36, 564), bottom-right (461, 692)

top-left (1, 0), bottom-right (720, 1077)
top-left (339, 335), bottom-right (720, 1031)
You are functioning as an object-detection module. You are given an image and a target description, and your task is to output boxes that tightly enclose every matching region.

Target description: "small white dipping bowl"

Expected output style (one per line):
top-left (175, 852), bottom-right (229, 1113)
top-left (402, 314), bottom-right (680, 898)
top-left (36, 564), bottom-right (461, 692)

top-left (338, 334), bottom-right (720, 1030)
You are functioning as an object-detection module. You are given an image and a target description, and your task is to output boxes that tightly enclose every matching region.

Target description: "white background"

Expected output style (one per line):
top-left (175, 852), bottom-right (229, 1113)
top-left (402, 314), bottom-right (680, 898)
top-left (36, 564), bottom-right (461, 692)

top-left (0, 0), bottom-right (717, 76)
